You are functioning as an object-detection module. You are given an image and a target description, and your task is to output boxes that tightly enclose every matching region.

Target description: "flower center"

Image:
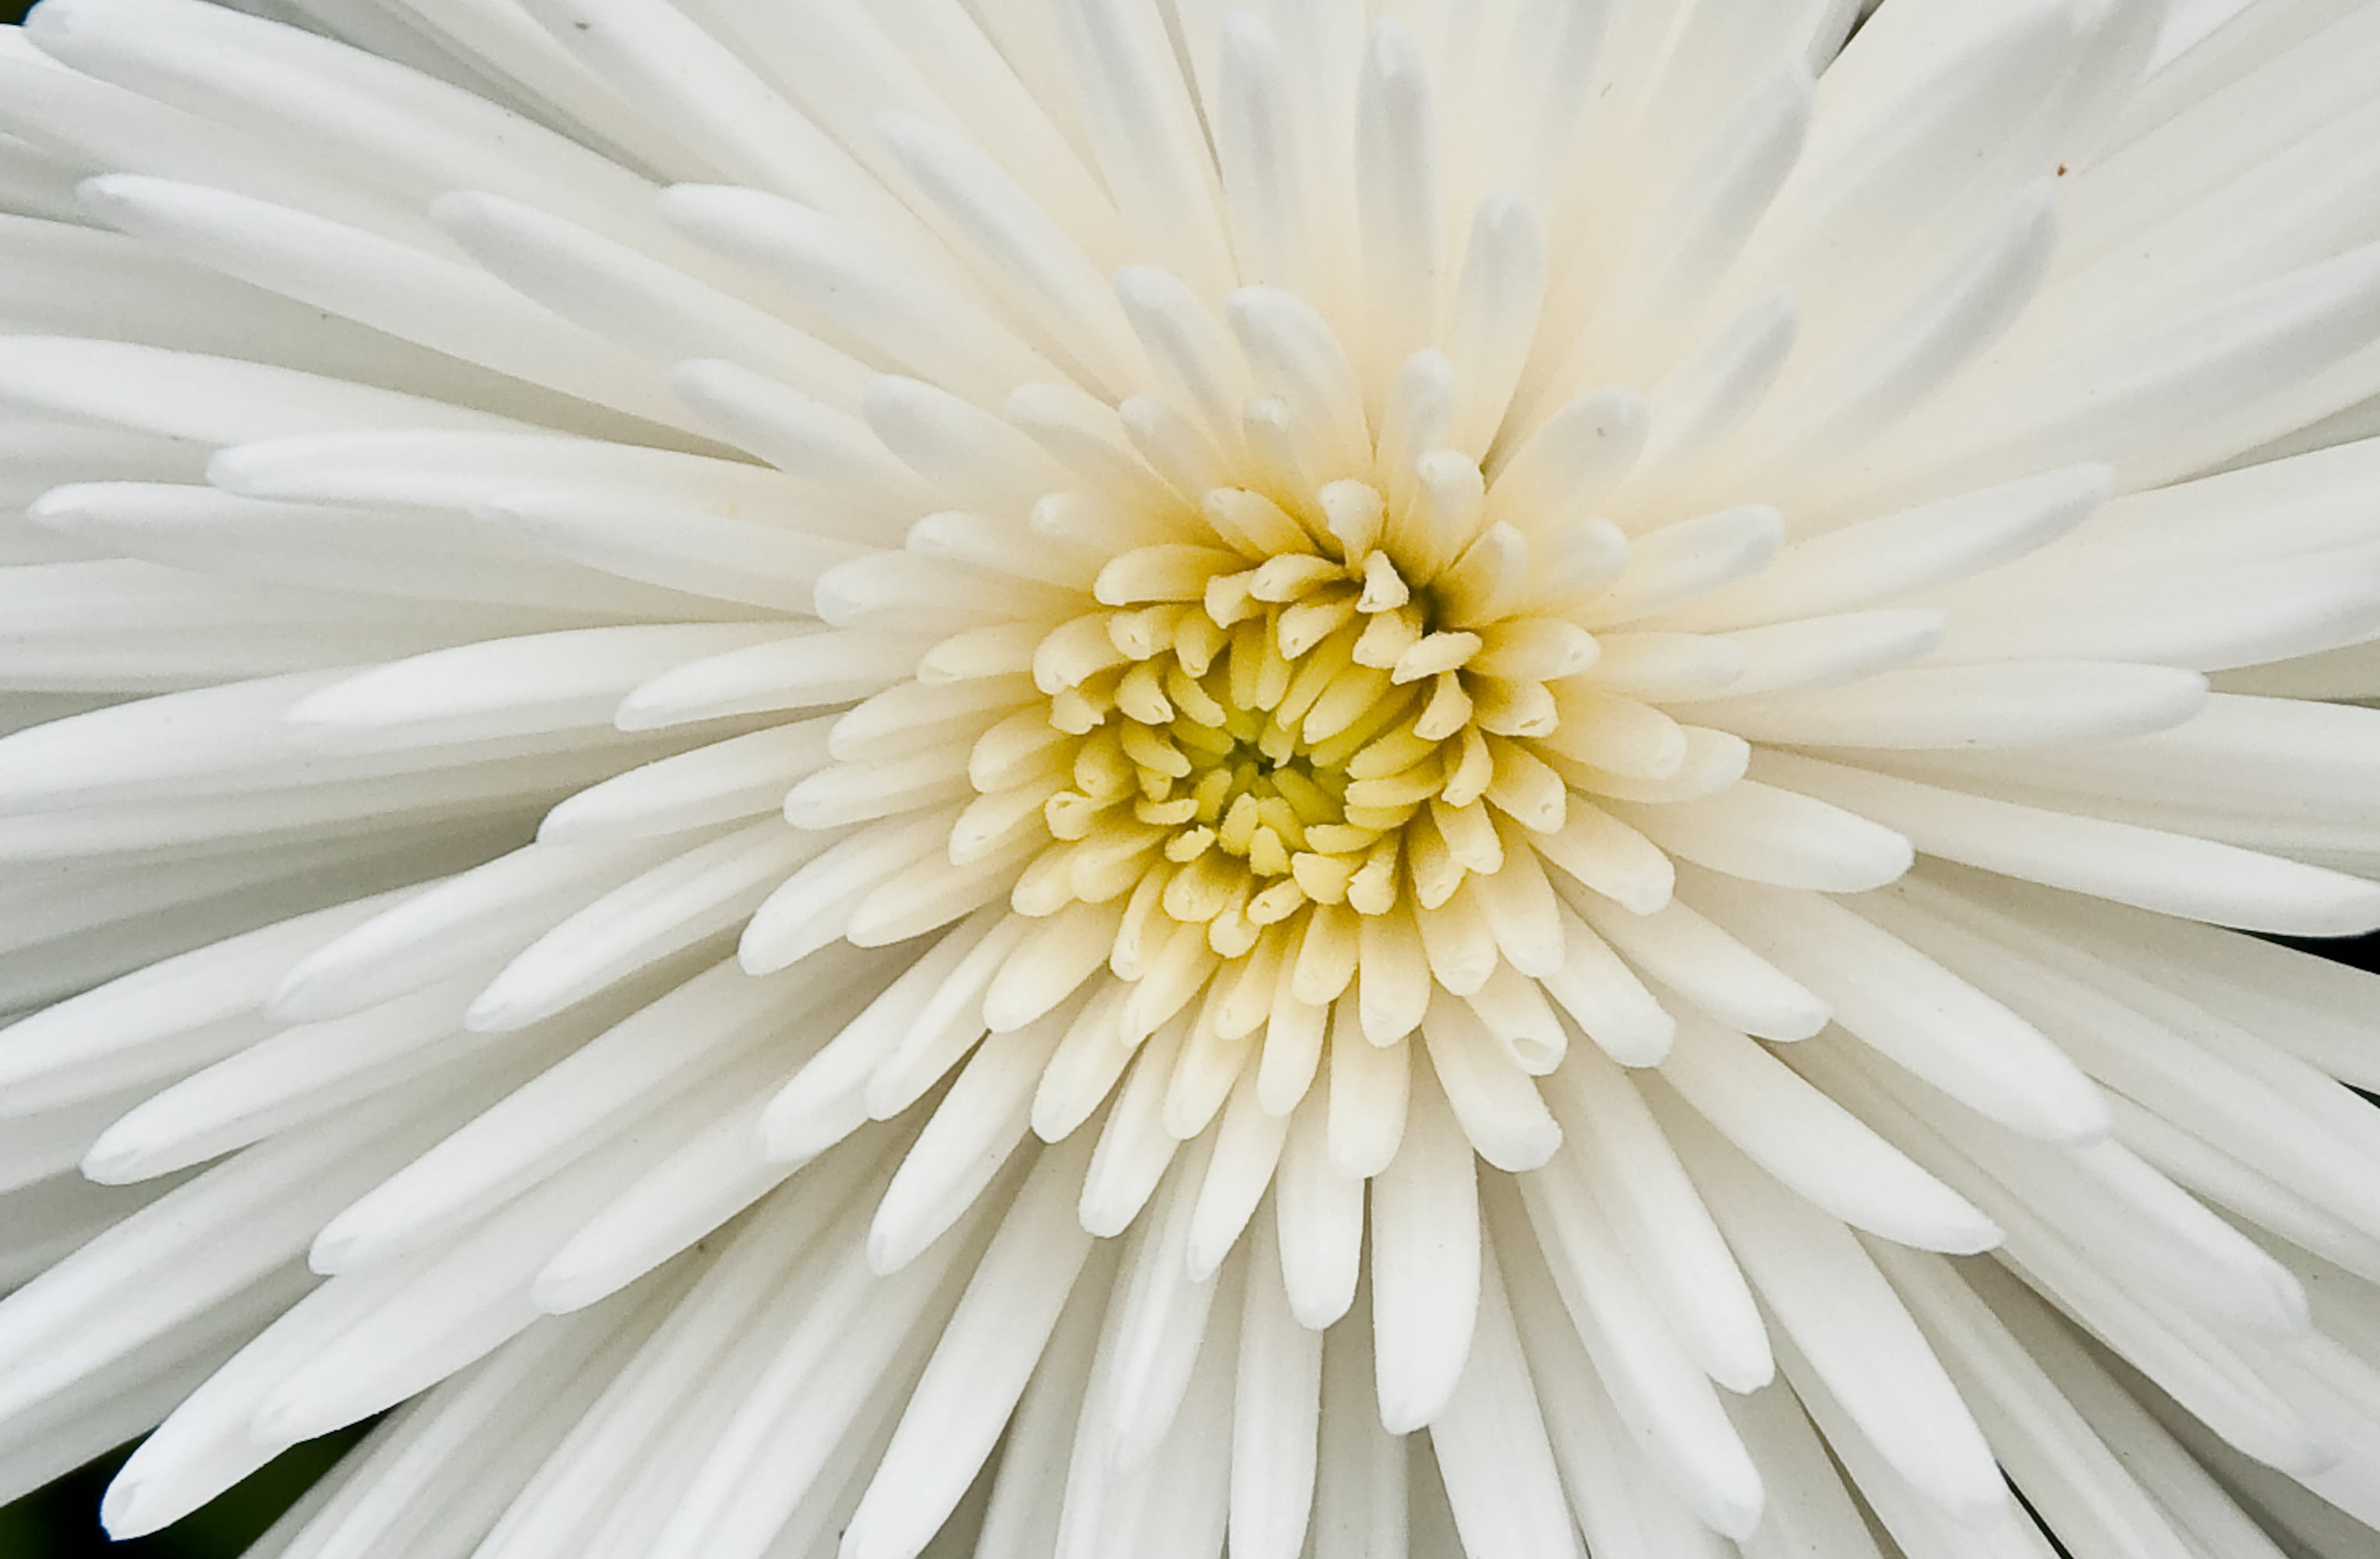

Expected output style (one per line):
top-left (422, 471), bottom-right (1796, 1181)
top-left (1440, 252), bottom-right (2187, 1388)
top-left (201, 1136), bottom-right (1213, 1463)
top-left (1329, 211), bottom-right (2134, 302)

top-left (973, 472), bottom-right (1600, 1001)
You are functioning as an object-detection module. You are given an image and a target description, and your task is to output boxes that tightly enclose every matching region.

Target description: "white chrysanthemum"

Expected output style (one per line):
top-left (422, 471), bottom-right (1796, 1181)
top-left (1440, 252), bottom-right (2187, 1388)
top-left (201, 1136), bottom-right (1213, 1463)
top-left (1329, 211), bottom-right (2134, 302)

top-left (6, 0), bottom-right (2380, 1554)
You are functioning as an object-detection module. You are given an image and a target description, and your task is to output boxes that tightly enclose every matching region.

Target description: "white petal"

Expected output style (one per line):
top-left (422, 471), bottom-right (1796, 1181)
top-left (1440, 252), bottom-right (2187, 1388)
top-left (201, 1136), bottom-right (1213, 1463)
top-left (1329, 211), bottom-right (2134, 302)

top-left (1426, 1232), bottom-right (1584, 1559)
top-left (1499, 1170), bottom-right (1765, 1540)
top-left (658, 183), bottom-right (1056, 408)
top-left (79, 974), bottom-right (496, 1183)
top-left (0, 1084), bottom-right (459, 1434)
top-left (1664, 462), bottom-right (2109, 629)
top-left (537, 719), bottom-right (833, 843)
top-left (840, 1134), bottom-right (1096, 1559)
top-left (967, 1233), bottom-right (1113, 1559)
top-left (1613, 780), bottom-right (1915, 893)
top-left (861, 373), bottom-right (1074, 512)
top-left (1760, 748), bottom-right (2380, 936)
top-left (1486, 385), bottom-right (1646, 529)
top-left (861, 910), bottom-right (1034, 1118)
top-left (1028, 981), bottom-right (1137, 1144)
top-left (1503, 1221), bottom-right (1745, 1559)
top-left (1369, 1065), bottom-right (1479, 1434)
top-left (482, 488), bottom-right (864, 612)
top-left (1047, 0), bottom-right (1234, 300)
top-left (1274, 1084), bottom-right (1362, 1331)
top-left (1350, 19), bottom-right (1443, 388)
top-left (1930, 543), bottom-right (2380, 672)
top-left (1570, 59), bottom-right (1812, 390)
top-left (1869, 237), bottom-right (2380, 504)
top-left (1207, 16), bottom-right (1317, 306)
top-left (0, 892), bottom-right (403, 1110)
top-left (1077, 1013), bottom-right (1187, 1238)
top-left (1653, 1018), bottom-right (2000, 1253)
top-left (1618, 288), bottom-right (1798, 492)
top-left (1531, 800), bottom-right (1675, 917)
top-left (1689, 872), bottom-right (2109, 1144)
top-left (1961, 1254), bottom-right (2312, 1557)
top-left (268, 840), bottom-right (683, 1023)
top-left (286, 624), bottom-right (782, 752)
top-left (433, 188), bottom-right (870, 406)
top-left (669, 355), bottom-right (937, 520)
top-left (1672, 610), bottom-right (1946, 702)
top-left (80, 175), bottom-right (688, 430)
top-left (1691, 661), bottom-right (2209, 751)
top-left (865, 1002), bottom-right (1068, 1274)
top-left (638, 1153), bottom-right (999, 1559)
top-left (1186, 1064), bottom-right (1291, 1280)
top-left (526, 1095), bottom-right (826, 1314)
top-left (875, 108), bottom-right (1147, 398)
top-left (30, 481), bottom-right (702, 617)
top-left (1418, 999), bottom-right (1561, 1172)
top-left (1226, 1195), bottom-right (1321, 1559)
top-left (1325, 1004), bottom-right (1408, 1181)
top-left (1310, 1299), bottom-right (1407, 1559)
top-left (25, 0), bottom-right (696, 225)
top-left (465, 820), bottom-right (841, 1031)
top-left (1657, 1099), bottom-right (2011, 1527)
top-left (736, 808), bottom-right (955, 974)
top-left (1561, 884), bottom-right (1829, 1042)
top-left (310, 953), bottom-right (866, 1274)
top-left (1229, 285), bottom-right (1372, 481)
top-left (1747, 176), bottom-right (2060, 473)
top-left (1539, 1045), bottom-right (1774, 1395)
top-left (1581, 504), bottom-right (1784, 624)
top-left (614, 629), bottom-right (927, 732)
top-left (0, 336), bottom-right (518, 444)
top-left (1097, 1133), bottom-right (1225, 1471)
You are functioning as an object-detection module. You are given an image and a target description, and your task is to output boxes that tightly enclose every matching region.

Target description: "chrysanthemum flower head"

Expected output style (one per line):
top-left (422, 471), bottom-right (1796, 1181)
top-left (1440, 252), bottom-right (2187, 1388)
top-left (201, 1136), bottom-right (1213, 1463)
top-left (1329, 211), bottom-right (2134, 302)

top-left (5, 1), bottom-right (2380, 1557)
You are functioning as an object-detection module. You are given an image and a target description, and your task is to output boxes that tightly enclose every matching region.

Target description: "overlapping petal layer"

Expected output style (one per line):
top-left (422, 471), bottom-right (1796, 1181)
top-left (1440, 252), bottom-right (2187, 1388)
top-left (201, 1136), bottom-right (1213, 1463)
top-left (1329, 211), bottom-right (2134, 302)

top-left (4, 1), bottom-right (2380, 1557)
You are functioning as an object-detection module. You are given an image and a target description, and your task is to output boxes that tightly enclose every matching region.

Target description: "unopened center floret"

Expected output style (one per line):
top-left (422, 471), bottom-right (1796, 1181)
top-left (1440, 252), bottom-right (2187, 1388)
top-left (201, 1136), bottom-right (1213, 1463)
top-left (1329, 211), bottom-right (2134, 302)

top-left (991, 476), bottom-right (1595, 968)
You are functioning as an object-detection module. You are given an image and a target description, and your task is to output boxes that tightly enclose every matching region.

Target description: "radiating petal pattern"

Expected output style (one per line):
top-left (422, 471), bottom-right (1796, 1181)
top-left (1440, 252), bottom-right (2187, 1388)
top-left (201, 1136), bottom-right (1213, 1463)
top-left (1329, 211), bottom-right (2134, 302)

top-left (4, 2), bottom-right (2380, 1557)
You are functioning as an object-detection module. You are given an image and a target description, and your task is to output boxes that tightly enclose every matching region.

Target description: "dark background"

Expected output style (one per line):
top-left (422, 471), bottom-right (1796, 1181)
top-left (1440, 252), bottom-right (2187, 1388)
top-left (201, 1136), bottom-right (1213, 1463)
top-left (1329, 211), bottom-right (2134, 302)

top-left (0, 0), bottom-right (2376, 1549)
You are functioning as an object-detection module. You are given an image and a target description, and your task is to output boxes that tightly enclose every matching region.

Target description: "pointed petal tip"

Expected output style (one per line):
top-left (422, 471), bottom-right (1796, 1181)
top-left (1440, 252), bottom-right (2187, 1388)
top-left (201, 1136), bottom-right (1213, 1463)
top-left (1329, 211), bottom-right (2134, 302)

top-left (76, 1131), bottom-right (150, 1187)
top-left (304, 1219), bottom-right (365, 1277)
top-left (2302, 879), bottom-right (2380, 939)
top-left (1922, 1211), bottom-right (2005, 1258)
top-left (863, 1225), bottom-right (913, 1279)
top-left (735, 917), bottom-right (804, 977)
top-left (98, 1474), bottom-right (159, 1543)
top-left (1482, 1119), bottom-right (1563, 1175)
top-left (263, 956), bottom-right (374, 1026)
top-left (1614, 878), bottom-right (1674, 918)
top-left (1374, 1390), bottom-right (1438, 1438)
top-left (2025, 1076), bottom-right (2114, 1149)
top-left (755, 1091), bottom-right (839, 1166)
top-left (1706, 1480), bottom-right (1766, 1543)
top-left (1183, 1235), bottom-right (1231, 1285)
top-left (1602, 1009), bottom-right (1678, 1068)
top-left (1707, 1339), bottom-right (1776, 1398)
top-left (20, 483), bottom-right (94, 534)
top-left (1941, 1481), bottom-right (2019, 1534)
top-left (1077, 1185), bottom-right (1140, 1240)
top-left (608, 690), bottom-right (676, 734)
top-left (1757, 999), bottom-right (1833, 1043)
top-left (200, 443), bottom-right (263, 496)
top-left (1287, 1290), bottom-right (1351, 1332)
top-left (528, 1268), bottom-right (596, 1317)
top-left (461, 982), bottom-right (543, 1034)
